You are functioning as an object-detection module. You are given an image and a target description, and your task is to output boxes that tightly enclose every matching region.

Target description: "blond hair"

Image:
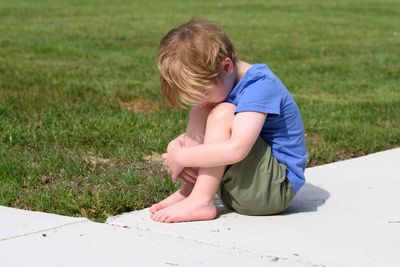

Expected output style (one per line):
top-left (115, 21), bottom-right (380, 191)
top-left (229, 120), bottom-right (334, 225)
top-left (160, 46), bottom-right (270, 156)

top-left (156, 19), bottom-right (237, 108)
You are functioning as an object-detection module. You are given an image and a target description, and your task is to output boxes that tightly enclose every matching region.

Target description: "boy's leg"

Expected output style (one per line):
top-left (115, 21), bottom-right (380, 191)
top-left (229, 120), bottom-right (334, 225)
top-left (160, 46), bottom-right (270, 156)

top-left (151, 103), bottom-right (235, 223)
top-left (219, 136), bottom-right (294, 215)
top-left (150, 105), bottom-right (214, 213)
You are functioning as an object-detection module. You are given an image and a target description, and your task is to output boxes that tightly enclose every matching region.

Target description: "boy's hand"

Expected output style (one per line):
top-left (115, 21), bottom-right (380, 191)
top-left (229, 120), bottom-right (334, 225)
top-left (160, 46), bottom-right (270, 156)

top-left (162, 140), bottom-right (185, 183)
top-left (162, 150), bottom-right (184, 183)
top-left (164, 134), bottom-right (198, 184)
top-left (178, 167), bottom-right (198, 184)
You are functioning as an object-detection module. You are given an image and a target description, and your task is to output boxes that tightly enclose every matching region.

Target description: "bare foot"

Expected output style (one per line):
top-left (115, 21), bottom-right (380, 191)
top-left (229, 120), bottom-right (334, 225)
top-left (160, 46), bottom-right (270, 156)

top-left (150, 196), bottom-right (217, 223)
top-left (149, 182), bottom-right (194, 214)
top-left (150, 190), bottom-right (187, 214)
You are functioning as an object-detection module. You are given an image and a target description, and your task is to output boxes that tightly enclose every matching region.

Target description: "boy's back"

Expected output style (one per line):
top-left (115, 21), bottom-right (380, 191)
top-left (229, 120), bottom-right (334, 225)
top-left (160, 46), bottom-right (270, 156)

top-left (226, 64), bottom-right (307, 193)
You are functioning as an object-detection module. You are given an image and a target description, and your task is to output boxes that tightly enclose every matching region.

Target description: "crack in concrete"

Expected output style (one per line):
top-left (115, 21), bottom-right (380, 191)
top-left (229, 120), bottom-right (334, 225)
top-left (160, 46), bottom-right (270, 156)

top-left (107, 222), bottom-right (326, 267)
top-left (0, 220), bottom-right (89, 242)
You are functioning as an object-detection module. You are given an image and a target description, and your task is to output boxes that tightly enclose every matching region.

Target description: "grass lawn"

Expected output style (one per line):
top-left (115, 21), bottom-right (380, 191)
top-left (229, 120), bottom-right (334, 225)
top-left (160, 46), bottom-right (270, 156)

top-left (0, 0), bottom-right (399, 222)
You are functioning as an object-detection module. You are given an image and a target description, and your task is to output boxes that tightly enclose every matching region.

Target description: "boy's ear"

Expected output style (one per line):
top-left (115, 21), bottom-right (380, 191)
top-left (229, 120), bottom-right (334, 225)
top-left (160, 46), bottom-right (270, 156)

top-left (221, 57), bottom-right (234, 75)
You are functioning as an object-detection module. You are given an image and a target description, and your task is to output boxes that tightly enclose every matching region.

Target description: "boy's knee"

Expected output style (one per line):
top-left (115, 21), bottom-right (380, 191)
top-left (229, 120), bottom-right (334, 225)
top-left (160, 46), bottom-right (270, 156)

top-left (183, 134), bottom-right (203, 147)
top-left (207, 103), bottom-right (235, 126)
top-left (167, 139), bottom-right (179, 153)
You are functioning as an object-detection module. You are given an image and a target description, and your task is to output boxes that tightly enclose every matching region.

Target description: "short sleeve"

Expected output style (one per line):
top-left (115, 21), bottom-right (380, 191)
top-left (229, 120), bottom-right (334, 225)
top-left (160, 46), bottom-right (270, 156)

top-left (235, 77), bottom-right (282, 117)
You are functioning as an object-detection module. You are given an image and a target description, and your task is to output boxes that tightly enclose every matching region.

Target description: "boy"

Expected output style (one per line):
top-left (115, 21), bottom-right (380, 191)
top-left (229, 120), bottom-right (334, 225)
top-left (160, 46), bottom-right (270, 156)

top-left (150, 19), bottom-right (307, 223)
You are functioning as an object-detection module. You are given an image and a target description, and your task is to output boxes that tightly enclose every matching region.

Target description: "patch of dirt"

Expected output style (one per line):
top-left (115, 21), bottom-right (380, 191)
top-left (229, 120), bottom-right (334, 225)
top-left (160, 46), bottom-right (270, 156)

top-left (307, 158), bottom-right (327, 167)
top-left (118, 98), bottom-right (161, 114)
top-left (334, 150), bottom-right (366, 161)
top-left (82, 153), bottom-right (114, 171)
top-left (40, 175), bottom-right (51, 185)
top-left (143, 153), bottom-right (164, 165)
top-left (127, 153), bottom-right (167, 180)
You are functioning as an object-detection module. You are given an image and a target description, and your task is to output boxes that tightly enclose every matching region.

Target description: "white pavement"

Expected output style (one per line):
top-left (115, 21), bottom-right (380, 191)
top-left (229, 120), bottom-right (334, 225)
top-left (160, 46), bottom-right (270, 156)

top-left (1, 148), bottom-right (399, 267)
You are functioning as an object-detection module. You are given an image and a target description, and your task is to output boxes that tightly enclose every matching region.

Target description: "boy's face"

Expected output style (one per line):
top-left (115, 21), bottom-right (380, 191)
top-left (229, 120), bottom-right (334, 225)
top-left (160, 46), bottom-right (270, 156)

top-left (203, 58), bottom-right (236, 105)
top-left (205, 79), bottom-right (232, 105)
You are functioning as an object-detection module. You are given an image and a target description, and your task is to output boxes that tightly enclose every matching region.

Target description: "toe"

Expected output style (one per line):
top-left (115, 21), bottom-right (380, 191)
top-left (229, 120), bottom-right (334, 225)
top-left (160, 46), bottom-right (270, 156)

top-left (165, 216), bottom-right (176, 223)
top-left (149, 205), bottom-right (155, 214)
top-left (151, 211), bottom-right (163, 222)
top-left (150, 203), bottom-right (161, 214)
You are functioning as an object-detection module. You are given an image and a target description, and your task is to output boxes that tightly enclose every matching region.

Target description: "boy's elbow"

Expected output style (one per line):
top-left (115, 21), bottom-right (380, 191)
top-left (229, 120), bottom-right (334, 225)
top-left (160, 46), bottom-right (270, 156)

top-left (229, 142), bottom-right (249, 164)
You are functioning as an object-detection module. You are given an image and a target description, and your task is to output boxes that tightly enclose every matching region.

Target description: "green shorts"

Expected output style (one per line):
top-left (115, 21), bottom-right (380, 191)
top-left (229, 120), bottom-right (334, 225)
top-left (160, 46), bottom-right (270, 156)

top-left (218, 137), bottom-right (295, 216)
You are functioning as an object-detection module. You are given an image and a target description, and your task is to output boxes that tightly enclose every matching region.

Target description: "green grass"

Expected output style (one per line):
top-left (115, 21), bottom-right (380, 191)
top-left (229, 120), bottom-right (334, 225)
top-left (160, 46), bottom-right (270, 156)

top-left (0, 0), bottom-right (399, 222)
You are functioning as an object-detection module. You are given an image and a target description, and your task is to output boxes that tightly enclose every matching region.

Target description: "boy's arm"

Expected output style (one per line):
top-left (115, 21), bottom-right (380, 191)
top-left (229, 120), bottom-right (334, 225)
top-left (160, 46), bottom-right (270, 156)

top-left (166, 111), bottom-right (266, 177)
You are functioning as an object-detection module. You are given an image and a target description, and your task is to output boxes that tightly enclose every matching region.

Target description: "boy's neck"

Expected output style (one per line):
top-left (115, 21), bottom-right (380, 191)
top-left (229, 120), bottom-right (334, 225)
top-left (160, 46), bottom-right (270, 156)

top-left (234, 60), bottom-right (252, 84)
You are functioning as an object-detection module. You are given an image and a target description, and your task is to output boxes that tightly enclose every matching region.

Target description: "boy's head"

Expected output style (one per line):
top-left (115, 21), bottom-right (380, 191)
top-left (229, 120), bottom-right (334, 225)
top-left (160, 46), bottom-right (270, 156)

top-left (157, 19), bottom-right (237, 108)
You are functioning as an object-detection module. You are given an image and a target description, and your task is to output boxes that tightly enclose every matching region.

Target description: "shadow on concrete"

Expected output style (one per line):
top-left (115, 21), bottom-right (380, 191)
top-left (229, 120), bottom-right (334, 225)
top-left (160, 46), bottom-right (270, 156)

top-left (215, 182), bottom-right (330, 217)
top-left (281, 182), bottom-right (330, 215)
top-left (214, 196), bottom-right (234, 217)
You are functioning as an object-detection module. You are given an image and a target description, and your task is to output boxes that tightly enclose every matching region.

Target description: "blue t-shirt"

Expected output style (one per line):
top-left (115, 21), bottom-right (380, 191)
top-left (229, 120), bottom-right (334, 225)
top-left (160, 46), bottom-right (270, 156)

top-left (226, 64), bottom-right (307, 193)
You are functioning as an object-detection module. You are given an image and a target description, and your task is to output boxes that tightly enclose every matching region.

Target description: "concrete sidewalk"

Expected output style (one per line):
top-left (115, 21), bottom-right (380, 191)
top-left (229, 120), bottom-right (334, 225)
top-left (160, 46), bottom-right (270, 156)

top-left (1, 148), bottom-right (399, 267)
